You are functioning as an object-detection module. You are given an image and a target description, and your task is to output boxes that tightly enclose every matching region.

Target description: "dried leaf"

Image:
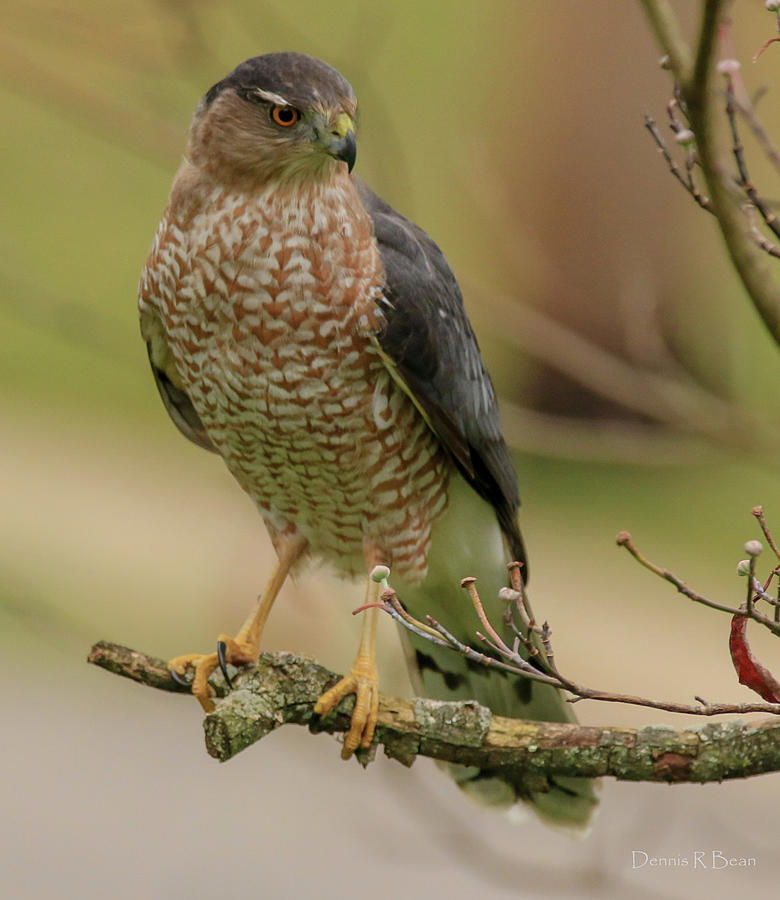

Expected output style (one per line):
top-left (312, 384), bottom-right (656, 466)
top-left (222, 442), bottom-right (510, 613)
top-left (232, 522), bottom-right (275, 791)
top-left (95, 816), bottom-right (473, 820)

top-left (729, 614), bottom-right (780, 703)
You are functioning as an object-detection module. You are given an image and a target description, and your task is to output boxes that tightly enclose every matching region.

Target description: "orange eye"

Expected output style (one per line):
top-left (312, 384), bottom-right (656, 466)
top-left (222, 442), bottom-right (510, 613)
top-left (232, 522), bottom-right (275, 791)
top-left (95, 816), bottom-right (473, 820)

top-left (270, 105), bottom-right (300, 127)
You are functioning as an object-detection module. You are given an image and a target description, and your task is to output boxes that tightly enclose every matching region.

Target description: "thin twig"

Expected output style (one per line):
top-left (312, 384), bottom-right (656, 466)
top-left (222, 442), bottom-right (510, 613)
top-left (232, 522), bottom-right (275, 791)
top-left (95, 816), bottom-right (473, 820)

top-left (745, 204), bottom-right (780, 259)
top-left (730, 90), bottom-right (780, 178)
top-left (644, 113), bottom-right (713, 211)
top-left (751, 576), bottom-right (780, 607)
top-left (724, 77), bottom-right (780, 241)
top-left (617, 530), bottom-right (780, 636)
top-left (370, 594), bottom-right (451, 649)
top-left (753, 505), bottom-right (780, 561)
top-left (461, 577), bottom-right (507, 650)
top-left (426, 615), bottom-right (552, 682)
top-left (370, 574), bottom-right (780, 719)
top-left (617, 531), bottom-right (751, 616)
top-left (375, 587), bottom-right (560, 686)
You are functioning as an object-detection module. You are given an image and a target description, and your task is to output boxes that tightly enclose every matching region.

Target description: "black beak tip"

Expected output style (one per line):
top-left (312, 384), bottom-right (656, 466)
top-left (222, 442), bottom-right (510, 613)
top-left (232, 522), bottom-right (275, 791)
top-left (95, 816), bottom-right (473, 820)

top-left (335, 132), bottom-right (357, 173)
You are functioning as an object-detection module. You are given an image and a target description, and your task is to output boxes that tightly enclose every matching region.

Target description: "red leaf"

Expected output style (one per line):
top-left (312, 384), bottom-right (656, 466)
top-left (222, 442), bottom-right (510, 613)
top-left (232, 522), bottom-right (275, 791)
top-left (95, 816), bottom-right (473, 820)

top-left (729, 614), bottom-right (780, 703)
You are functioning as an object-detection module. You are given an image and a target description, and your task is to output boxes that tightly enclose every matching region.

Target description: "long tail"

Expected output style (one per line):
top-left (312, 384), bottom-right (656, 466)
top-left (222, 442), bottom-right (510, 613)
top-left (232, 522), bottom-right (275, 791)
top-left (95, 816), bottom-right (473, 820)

top-left (394, 476), bottom-right (599, 833)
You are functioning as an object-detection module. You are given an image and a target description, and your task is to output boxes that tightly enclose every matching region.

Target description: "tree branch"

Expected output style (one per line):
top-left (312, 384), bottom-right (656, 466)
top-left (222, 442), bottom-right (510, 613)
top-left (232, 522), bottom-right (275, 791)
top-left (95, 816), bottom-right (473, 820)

top-left (88, 640), bottom-right (780, 784)
top-left (641, 0), bottom-right (780, 346)
top-left (639, 0), bottom-right (694, 81)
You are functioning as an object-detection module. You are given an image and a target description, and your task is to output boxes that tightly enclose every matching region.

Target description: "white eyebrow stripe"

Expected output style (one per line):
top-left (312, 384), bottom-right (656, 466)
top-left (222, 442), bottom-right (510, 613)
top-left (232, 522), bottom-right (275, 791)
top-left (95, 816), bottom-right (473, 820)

top-left (253, 87), bottom-right (291, 106)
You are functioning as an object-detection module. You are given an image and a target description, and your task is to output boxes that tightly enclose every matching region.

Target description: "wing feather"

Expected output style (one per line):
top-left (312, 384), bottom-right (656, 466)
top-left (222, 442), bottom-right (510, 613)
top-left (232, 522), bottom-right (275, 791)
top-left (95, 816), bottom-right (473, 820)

top-left (141, 311), bottom-right (217, 454)
top-left (354, 177), bottom-right (527, 570)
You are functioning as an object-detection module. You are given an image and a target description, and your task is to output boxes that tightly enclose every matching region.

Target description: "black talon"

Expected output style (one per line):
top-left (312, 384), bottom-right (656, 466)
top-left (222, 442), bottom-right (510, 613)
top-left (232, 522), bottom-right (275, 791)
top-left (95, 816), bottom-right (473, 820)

top-left (217, 640), bottom-right (234, 687)
top-left (170, 669), bottom-right (192, 688)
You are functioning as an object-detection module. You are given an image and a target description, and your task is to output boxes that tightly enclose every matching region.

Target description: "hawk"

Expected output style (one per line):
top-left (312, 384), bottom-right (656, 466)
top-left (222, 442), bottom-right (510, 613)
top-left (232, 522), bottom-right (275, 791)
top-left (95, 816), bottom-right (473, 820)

top-left (138, 52), bottom-right (597, 830)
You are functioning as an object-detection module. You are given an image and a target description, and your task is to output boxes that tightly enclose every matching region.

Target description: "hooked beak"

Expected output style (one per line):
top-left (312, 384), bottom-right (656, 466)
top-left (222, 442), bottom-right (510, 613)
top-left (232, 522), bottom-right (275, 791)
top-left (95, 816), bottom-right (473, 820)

top-left (324, 113), bottom-right (357, 172)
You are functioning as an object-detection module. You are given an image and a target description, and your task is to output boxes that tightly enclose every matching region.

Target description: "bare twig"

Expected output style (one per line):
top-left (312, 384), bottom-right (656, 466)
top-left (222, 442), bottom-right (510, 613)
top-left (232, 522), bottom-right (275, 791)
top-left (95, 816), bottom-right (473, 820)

top-left (617, 530), bottom-right (780, 636)
top-left (745, 204), bottom-right (780, 259)
top-left (370, 594), bottom-right (558, 684)
top-left (461, 577), bottom-right (511, 651)
top-left (730, 90), bottom-right (780, 178)
top-left (644, 112), bottom-right (712, 211)
top-left (363, 507), bottom-right (780, 722)
top-left (723, 75), bottom-right (780, 246)
top-left (751, 576), bottom-right (779, 608)
top-left (753, 504), bottom-right (780, 562)
top-left (754, 4), bottom-right (780, 65)
top-left (371, 572), bottom-right (780, 719)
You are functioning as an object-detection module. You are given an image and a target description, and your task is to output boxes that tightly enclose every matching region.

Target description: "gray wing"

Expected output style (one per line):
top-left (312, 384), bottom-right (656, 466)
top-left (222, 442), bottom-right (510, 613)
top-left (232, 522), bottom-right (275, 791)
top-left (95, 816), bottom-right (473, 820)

top-left (354, 177), bottom-right (526, 569)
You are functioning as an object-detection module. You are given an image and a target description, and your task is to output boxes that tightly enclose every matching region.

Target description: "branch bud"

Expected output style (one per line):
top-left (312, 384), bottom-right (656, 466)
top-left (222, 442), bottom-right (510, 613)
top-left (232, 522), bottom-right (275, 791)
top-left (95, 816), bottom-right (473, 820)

top-left (716, 59), bottom-right (741, 75)
top-left (737, 560), bottom-right (752, 576)
top-left (675, 129), bottom-right (695, 147)
top-left (766, 1), bottom-right (780, 12)
top-left (370, 565), bottom-right (391, 584)
top-left (744, 540), bottom-right (764, 557)
top-left (658, 54), bottom-right (671, 69)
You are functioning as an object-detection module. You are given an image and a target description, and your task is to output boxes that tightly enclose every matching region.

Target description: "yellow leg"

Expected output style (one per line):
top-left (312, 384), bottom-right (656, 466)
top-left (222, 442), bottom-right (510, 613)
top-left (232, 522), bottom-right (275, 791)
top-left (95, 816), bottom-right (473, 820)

top-left (314, 567), bottom-right (385, 759)
top-left (168, 535), bottom-right (307, 712)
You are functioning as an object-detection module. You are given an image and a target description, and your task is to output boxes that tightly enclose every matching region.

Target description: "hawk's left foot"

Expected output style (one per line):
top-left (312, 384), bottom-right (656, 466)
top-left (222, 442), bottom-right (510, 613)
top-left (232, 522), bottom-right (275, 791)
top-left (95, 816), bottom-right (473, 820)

top-left (314, 564), bottom-right (387, 758)
top-left (314, 652), bottom-right (379, 759)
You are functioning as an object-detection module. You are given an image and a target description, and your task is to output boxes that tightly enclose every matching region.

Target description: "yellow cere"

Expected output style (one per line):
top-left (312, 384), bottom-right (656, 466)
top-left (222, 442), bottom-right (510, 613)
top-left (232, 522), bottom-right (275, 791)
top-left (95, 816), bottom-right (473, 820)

top-left (332, 112), bottom-right (354, 138)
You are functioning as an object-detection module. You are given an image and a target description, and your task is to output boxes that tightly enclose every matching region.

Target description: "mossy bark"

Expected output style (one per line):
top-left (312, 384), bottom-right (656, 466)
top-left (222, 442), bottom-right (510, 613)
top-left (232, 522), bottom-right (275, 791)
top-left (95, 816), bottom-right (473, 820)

top-left (88, 640), bottom-right (780, 784)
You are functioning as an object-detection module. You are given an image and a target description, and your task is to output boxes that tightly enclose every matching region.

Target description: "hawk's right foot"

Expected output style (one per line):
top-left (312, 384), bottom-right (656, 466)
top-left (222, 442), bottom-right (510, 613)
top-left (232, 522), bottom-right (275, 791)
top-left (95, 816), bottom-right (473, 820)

top-left (167, 537), bottom-right (308, 712)
top-left (168, 636), bottom-right (258, 713)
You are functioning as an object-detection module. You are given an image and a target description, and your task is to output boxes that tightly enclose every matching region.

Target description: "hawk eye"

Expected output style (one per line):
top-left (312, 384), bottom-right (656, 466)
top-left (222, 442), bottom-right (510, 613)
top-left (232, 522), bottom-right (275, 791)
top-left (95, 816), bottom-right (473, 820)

top-left (270, 105), bottom-right (300, 127)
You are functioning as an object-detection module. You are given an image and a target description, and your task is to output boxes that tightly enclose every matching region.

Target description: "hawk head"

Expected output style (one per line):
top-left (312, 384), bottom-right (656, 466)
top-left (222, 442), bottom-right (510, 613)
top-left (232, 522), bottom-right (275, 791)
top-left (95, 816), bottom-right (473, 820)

top-left (187, 52), bottom-right (358, 187)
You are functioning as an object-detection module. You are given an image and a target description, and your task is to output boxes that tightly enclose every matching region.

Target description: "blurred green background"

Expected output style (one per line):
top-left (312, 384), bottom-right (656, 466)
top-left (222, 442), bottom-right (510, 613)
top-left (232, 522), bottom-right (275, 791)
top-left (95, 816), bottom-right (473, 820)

top-left (3, 1), bottom-right (780, 898)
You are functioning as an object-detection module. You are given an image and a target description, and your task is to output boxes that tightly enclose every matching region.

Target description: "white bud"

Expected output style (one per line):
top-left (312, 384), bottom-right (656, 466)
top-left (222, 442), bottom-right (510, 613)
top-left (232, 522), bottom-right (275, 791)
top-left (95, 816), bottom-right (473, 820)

top-left (371, 565), bottom-right (391, 582)
top-left (716, 59), bottom-right (741, 75)
top-left (737, 559), bottom-right (752, 576)
top-left (675, 129), bottom-right (695, 146)
top-left (744, 540), bottom-right (763, 557)
top-left (659, 54), bottom-right (671, 70)
top-left (766, 1), bottom-right (780, 12)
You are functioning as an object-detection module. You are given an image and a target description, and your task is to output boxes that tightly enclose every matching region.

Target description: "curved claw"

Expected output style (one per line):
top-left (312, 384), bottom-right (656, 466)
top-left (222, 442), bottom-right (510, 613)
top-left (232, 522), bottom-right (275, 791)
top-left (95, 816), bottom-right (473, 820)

top-left (217, 640), bottom-right (234, 687)
top-left (170, 669), bottom-right (192, 688)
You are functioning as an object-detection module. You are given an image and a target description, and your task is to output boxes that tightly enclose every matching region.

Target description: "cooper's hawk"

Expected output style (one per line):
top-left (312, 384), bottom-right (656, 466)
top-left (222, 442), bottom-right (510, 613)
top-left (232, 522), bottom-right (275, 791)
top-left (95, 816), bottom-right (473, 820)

top-left (139, 52), bottom-right (597, 830)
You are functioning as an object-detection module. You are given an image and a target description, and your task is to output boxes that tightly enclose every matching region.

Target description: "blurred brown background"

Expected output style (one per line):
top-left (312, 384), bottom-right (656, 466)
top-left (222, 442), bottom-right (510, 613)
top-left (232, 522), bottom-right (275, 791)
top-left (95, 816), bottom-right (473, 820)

top-left (2, 1), bottom-right (780, 898)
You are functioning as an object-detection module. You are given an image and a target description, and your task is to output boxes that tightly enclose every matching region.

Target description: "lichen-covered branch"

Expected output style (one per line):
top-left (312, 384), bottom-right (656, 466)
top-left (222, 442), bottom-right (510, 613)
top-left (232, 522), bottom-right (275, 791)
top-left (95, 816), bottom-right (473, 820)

top-left (88, 640), bottom-right (780, 784)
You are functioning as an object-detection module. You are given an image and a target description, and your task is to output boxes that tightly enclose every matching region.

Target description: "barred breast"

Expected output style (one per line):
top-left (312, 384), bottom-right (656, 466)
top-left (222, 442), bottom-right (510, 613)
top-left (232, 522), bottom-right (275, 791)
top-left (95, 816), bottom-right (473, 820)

top-left (139, 167), bottom-right (450, 580)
